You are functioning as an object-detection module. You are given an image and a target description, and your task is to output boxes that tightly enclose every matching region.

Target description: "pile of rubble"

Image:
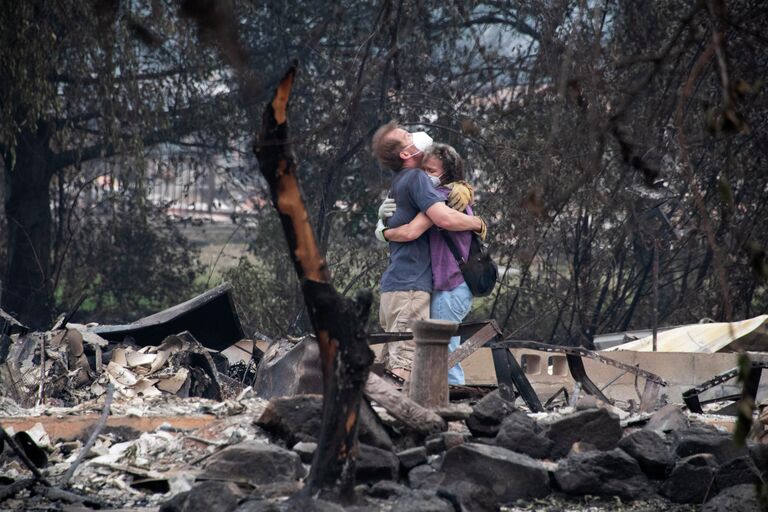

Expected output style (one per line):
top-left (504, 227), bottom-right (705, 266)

top-left (1, 286), bottom-right (766, 511)
top-left (4, 385), bottom-right (765, 511)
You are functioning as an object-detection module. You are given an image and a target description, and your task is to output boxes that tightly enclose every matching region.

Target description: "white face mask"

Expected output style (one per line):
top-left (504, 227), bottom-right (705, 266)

top-left (409, 131), bottom-right (433, 153)
top-left (428, 175), bottom-right (441, 187)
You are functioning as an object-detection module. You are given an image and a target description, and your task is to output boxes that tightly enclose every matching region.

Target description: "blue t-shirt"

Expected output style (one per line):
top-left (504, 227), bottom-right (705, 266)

top-left (380, 168), bottom-right (445, 292)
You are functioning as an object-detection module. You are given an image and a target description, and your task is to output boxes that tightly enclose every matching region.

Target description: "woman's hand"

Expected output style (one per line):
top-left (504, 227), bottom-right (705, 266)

top-left (446, 181), bottom-right (474, 211)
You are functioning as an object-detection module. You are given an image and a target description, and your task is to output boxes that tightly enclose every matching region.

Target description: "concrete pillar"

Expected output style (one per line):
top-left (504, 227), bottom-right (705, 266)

top-left (409, 319), bottom-right (457, 408)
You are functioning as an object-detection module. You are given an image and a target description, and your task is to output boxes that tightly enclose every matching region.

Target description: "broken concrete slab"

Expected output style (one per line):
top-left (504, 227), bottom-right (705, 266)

top-left (460, 345), bottom-right (768, 406)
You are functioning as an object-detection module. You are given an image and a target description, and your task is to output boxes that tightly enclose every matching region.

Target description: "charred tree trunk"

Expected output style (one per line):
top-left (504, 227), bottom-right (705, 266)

top-left (2, 124), bottom-right (55, 328)
top-left (253, 65), bottom-right (374, 497)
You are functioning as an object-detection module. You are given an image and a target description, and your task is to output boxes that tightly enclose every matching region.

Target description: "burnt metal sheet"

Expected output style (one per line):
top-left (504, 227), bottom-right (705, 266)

top-left (565, 353), bottom-right (612, 403)
top-left (682, 361), bottom-right (766, 415)
top-left (491, 340), bottom-right (668, 386)
top-left (491, 347), bottom-right (544, 412)
top-left (0, 309), bottom-right (28, 336)
top-left (89, 283), bottom-right (244, 351)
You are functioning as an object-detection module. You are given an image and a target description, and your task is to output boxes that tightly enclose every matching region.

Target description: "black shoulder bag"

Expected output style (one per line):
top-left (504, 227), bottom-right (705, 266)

top-left (439, 230), bottom-right (498, 297)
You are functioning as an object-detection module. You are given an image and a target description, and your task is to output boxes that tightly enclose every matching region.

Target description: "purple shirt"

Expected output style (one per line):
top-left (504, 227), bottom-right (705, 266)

top-left (429, 186), bottom-right (473, 291)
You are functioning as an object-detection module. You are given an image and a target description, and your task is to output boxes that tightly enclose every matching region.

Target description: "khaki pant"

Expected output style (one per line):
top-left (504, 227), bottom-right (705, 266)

top-left (378, 290), bottom-right (431, 370)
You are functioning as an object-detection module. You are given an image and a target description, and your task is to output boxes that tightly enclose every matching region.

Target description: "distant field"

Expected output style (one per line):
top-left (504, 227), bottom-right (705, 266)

top-left (176, 220), bottom-right (252, 279)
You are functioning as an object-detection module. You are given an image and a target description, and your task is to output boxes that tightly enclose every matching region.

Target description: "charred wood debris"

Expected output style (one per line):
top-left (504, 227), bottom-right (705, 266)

top-left (0, 290), bottom-right (765, 512)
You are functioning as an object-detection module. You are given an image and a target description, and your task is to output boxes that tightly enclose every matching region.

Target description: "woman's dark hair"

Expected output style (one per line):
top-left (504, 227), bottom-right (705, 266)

top-left (425, 143), bottom-right (465, 185)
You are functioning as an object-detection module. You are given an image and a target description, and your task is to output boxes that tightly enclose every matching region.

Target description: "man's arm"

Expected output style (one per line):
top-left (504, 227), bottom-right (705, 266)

top-left (382, 213), bottom-right (433, 242)
top-left (426, 202), bottom-right (483, 232)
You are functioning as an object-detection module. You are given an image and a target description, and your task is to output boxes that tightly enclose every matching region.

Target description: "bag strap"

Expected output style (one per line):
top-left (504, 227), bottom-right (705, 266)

top-left (440, 229), bottom-right (470, 266)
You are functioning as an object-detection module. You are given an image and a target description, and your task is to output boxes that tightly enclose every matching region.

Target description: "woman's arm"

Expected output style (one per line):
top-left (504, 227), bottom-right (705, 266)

top-left (383, 212), bottom-right (434, 242)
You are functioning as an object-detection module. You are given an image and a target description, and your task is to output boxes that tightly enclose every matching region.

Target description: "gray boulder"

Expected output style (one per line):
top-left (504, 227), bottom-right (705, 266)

top-left (366, 480), bottom-right (409, 499)
top-left (660, 453), bottom-right (719, 503)
top-left (408, 464), bottom-right (443, 490)
top-left (255, 394), bottom-right (391, 450)
top-left (749, 442), bottom-right (768, 477)
top-left (398, 446), bottom-right (428, 471)
top-left (356, 443), bottom-right (399, 482)
top-left (466, 390), bottom-right (517, 437)
top-left (553, 448), bottom-right (652, 501)
top-left (671, 425), bottom-right (747, 463)
top-left (388, 490), bottom-right (454, 512)
top-left (437, 479), bottom-right (500, 512)
top-left (494, 411), bottom-right (552, 459)
top-left (160, 481), bottom-right (245, 512)
top-left (701, 484), bottom-right (762, 512)
top-left (426, 432), bottom-right (466, 454)
top-left (235, 496), bottom-right (344, 512)
top-left (255, 395), bottom-right (323, 445)
top-left (199, 441), bottom-right (304, 485)
top-left (544, 408), bottom-right (622, 459)
top-left (713, 455), bottom-right (763, 493)
top-left (618, 429), bottom-right (673, 479)
top-left (440, 443), bottom-right (550, 503)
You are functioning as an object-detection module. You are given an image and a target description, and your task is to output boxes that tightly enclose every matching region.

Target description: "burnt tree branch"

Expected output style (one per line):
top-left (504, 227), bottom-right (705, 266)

top-left (252, 65), bottom-right (374, 497)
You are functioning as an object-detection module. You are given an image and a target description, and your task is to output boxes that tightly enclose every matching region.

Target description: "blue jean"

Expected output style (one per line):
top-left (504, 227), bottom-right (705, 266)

top-left (430, 282), bottom-right (472, 385)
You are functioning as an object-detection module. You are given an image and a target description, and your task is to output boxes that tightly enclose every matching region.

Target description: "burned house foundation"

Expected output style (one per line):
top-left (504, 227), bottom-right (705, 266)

top-left (0, 292), bottom-right (766, 511)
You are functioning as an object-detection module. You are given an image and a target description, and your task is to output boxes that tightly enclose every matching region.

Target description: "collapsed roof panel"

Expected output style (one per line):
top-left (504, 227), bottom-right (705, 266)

top-left (88, 283), bottom-right (245, 351)
top-left (603, 314), bottom-right (768, 353)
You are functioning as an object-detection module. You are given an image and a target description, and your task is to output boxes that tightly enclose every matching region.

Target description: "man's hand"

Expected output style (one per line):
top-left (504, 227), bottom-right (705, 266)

top-left (375, 219), bottom-right (389, 243)
top-left (378, 197), bottom-right (396, 220)
top-left (446, 181), bottom-right (474, 211)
